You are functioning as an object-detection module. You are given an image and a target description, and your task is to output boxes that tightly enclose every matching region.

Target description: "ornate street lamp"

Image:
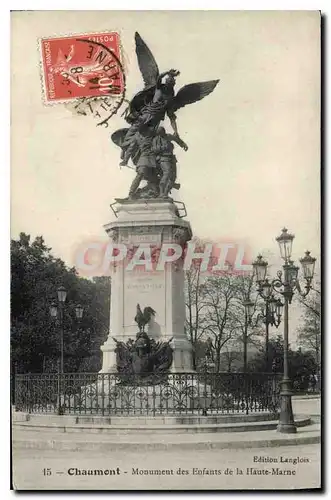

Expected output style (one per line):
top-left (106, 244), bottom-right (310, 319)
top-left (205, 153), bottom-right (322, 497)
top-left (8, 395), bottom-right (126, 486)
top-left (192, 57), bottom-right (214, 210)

top-left (252, 255), bottom-right (268, 283)
top-left (243, 299), bottom-right (255, 322)
top-left (276, 227), bottom-right (294, 262)
top-left (261, 294), bottom-right (282, 371)
top-left (49, 287), bottom-right (84, 415)
top-left (260, 278), bottom-right (273, 299)
top-left (75, 304), bottom-right (84, 320)
top-left (57, 286), bottom-right (67, 303)
top-left (269, 296), bottom-right (277, 314)
top-left (246, 284), bottom-right (282, 372)
top-left (50, 287), bottom-right (85, 373)
top-left (49, 301), bottom-right (58, 318)
top-left (254, 228), bottom-right (316, 433)
top-left (300, 250), bottom-right (316, 282)
top-left (275, 298), bottom-right (284, 318)
top-left (57, 287), bottom-right (66, 375)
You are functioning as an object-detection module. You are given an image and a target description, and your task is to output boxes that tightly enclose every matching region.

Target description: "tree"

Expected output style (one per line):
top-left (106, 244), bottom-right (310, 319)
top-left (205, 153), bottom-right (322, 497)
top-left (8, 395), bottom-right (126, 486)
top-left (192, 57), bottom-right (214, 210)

top-left (297, 303), bottom-right (321, 358)
top-left (184, 244), bottom-right (265, 373)
top-left (184, 265), bottom-right (208, 370)
top-left (193, 338), bottom-right (213, 371)
top-left (231, 274), bottom-right (265, 370)
top-left (248, 336), bottom-right (318, 392)
top-left (289, 348), bottom-right (319, 393)
top-left (297, 286), bottom-right (321, 386)
top-left (11, 233), bottom-right (111, 374)
top-left (221, 343), bottom-right (242, 372)
top-left (298, 282), bottom-right (321, 319)
top-left (248, 335), bottom-right (284, 373)
top-left (184, 238), bottom-right (213, 370)
top-left (200, 274), bottom-right (240, 372)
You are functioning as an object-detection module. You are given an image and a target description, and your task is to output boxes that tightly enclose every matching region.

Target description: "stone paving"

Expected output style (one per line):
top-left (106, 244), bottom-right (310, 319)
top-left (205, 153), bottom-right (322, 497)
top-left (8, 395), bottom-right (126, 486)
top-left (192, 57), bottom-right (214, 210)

top-left (292, 397), bottom-right (321, 419)
top-left (11, 396), bottom-right (321, 490)
top-left (12, 422), bottom-right (320, 451)
top-left (12, 444), bottom-right (321, 490)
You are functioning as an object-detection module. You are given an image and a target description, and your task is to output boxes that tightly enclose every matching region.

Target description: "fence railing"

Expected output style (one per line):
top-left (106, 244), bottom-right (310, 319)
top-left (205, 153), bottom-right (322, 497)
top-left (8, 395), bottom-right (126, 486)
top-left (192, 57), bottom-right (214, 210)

top-left (14, 372), bottom-right (281, 416)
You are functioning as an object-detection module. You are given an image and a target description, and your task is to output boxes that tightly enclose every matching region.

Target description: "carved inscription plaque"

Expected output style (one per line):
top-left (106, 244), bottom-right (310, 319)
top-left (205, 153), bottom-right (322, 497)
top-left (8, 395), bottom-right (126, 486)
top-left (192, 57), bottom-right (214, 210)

top-left (123, 270), bottom-right (166, 327)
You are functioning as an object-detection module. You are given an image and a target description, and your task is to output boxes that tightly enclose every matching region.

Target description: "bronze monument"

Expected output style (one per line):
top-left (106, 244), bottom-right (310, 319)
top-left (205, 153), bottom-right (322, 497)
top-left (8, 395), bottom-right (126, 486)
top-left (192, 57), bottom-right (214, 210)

top-left (111, 32), bottom-right (219, 199)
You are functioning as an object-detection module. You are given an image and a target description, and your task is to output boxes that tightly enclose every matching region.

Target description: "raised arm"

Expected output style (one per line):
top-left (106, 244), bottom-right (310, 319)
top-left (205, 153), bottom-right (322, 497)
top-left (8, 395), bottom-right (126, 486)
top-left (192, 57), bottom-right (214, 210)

top-left (166, 132), bottom-right (188, 151)
top-left (156, 68), bottom-right (180, 88)
top-left (156, 71), bottom-right (171, 88)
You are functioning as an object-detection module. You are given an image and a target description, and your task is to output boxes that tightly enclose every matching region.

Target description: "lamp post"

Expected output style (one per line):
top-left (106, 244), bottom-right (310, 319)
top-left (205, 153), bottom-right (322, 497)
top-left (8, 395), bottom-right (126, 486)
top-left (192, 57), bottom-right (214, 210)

top-left (49, 288), bottom-right (85, 373)
top-left (247, 263), bottom-right (284, 372)
top-left (252, 228), bottom-right (316, 433)
top-left (58, 286), bottom-right (66, 374)
top-left (75, 303), bottom-right (84, 321)
top-left (49, 287), bottom-right (84, 414)
top-left (242, 299), bottom-right (254, 374)
top-left (244, 292), bottom-right (283, 373)
top-left (49, 286), bottom-right (67, 374)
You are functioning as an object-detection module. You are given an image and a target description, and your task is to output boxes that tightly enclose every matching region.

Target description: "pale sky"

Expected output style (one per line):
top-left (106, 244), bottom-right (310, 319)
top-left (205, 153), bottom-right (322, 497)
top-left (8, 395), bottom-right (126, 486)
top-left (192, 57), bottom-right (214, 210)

top-left (11, 10), bottom-right (320, 340)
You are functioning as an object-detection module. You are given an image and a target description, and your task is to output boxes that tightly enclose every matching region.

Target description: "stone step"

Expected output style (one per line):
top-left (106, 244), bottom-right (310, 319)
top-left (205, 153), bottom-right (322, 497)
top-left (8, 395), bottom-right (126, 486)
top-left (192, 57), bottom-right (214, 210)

top-left (12, 411), bottom-right (280, 426)
top-left (13, 415), bottom-right (312, 434)
top-left (12, 423), bottom-right (321, 451)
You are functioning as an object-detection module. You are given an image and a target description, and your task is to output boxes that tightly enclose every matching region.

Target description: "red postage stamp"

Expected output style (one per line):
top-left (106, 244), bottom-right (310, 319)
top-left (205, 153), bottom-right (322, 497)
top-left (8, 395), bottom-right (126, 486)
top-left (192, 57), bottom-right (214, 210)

top-left (39, 32), bottom-right (125, 103)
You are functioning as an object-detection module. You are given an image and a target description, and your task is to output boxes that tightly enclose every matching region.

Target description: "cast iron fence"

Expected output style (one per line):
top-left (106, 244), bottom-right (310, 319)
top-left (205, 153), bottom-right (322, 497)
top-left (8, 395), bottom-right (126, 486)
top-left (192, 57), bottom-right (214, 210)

top-left (14, 372), bottom-right (281, 416)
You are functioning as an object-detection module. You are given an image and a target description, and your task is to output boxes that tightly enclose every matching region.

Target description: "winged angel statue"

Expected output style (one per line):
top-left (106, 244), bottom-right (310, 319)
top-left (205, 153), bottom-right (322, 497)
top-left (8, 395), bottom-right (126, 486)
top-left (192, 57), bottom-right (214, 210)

top-left (111, 32), bottom-right (219, 199)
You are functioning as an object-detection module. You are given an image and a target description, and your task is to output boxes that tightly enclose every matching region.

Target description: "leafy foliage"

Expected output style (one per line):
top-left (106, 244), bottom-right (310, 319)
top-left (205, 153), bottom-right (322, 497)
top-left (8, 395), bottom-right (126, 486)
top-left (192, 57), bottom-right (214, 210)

top-left (11, 233), bottom-right (110, 374)
top-left (248, 335), bottom-right (319, 392)
top-left (297, 287), bottom-right (321, 363)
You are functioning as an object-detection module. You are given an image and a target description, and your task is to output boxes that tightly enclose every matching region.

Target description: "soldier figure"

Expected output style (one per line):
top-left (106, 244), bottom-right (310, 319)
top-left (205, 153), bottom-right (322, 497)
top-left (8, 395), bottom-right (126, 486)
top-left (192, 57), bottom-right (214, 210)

top-left (122, 125), bottom-right (188, 199)
top-left (152, 126), bottom-right (188, 198)
top-left (123, 125), bottom-right (159, 199)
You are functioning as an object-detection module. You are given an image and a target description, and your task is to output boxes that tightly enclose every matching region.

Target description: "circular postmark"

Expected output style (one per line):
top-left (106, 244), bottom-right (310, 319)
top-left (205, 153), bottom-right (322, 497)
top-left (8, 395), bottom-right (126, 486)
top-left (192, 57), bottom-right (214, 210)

top-left (66, 38), bottom-right (127, 127)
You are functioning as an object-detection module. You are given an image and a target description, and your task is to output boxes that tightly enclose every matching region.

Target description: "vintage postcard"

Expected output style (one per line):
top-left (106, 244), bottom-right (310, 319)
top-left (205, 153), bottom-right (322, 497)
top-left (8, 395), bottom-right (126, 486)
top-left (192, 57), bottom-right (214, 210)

top-left (11, 10), bottom-right (321, 490)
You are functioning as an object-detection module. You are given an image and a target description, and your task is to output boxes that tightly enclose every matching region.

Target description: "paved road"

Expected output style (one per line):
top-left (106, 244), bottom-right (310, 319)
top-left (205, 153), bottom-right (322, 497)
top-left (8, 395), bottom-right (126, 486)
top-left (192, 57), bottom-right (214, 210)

top-left (12, 397), bottom-right (321, 490)
top-left (12, 444), bottom-right (321, 490)
top-left (292, 397), bottom-right (321, 420)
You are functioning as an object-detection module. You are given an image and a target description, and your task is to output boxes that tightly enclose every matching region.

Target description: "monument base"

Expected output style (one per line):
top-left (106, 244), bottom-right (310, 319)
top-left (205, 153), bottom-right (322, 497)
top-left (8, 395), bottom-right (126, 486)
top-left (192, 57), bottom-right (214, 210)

top-left (171, 338), bottom-right (194, 373)
top-left (101, 198), bottom-right (194, 374)
top-left (100, 342), bottom-right (117, 373)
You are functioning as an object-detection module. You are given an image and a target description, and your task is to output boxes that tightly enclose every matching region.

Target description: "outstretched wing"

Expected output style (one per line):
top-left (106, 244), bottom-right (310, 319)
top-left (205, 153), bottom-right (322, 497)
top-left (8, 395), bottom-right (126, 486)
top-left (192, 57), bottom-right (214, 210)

top-left (135, 32), bottom-right (159, 87)
top-left (171, 80), bottom-right (219, 113)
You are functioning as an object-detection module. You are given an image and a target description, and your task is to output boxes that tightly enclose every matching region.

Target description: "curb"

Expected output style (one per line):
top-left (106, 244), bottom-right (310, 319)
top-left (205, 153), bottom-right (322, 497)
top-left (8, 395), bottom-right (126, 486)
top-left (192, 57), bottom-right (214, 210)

top-left (12, 416), bottom-right (312, 434)
top-left (12, 433), bottom-right (320, 451)
top-left (12, 412), bottom-right (280, 425)
top-left (292, 394), bottom-right (321, 400)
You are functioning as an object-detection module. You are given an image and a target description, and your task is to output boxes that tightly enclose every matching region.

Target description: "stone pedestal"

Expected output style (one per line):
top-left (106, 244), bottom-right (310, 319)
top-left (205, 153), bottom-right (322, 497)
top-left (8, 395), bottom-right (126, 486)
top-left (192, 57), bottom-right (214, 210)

top-left (100, 198), bottom-right (193, 373)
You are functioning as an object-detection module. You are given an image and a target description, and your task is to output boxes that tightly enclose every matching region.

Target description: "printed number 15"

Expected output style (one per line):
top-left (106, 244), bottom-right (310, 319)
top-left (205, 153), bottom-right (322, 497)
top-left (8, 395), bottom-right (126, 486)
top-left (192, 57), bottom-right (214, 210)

top-left (43, 468), bottom-right (52, 476)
